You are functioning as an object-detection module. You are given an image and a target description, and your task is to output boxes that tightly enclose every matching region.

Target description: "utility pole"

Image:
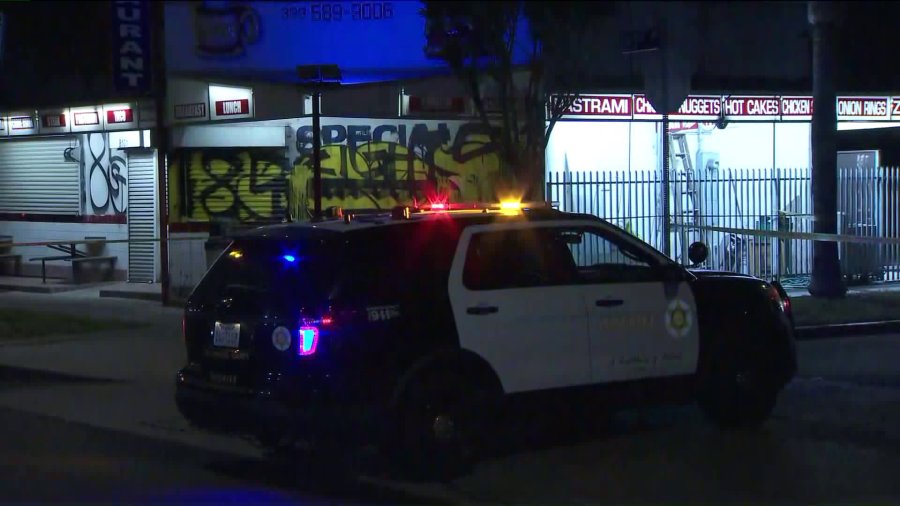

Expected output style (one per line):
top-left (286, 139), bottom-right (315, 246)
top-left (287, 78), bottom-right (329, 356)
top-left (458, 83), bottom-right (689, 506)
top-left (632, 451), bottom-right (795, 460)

top-left (311, 89), bottom-right (322, 219)
top-left (152, 0), bottom-right (170, 305)
top-left (297, 64), bottom-right (341, 221)
top-left (807, 0), bottom-right (847, 298)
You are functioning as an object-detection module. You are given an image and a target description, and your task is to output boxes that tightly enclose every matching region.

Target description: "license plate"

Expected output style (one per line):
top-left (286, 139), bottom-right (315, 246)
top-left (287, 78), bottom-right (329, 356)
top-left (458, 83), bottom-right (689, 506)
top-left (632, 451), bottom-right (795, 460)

top-left (213, 322), bottom-right (241, 348)
top-left (208, 372), bottom-right (238, 386)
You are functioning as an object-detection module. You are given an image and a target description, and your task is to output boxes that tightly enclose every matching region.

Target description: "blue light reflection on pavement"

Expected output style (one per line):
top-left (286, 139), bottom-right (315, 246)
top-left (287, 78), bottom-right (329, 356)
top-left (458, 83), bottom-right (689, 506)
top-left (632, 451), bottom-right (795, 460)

top-left (135, 487), bottom-right (304, 505)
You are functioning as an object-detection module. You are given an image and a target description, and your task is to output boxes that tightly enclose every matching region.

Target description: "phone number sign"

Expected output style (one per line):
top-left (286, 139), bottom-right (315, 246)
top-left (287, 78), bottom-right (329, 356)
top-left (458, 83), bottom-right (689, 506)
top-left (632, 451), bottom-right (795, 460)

top-left (282, 2), bottom-right (394, 22)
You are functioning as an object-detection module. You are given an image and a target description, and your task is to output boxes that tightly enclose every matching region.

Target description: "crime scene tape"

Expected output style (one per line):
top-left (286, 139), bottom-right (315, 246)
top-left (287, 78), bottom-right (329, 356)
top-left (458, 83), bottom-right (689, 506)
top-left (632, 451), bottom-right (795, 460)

top-left (671, 223), bottom-right (900, 245)
top-left (7, 224), bottom-right (900, 248)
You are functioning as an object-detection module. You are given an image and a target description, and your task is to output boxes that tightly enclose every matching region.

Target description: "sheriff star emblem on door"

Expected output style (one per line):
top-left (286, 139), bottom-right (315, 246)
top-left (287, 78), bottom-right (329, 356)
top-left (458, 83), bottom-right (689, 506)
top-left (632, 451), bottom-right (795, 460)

top-left (665, 299), bottom-right (693, 339)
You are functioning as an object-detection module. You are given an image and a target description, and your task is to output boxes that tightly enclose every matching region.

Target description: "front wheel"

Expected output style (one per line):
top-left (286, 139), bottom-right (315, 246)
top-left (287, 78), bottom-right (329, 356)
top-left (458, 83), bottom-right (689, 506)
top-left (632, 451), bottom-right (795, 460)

top-left (698, 368), bottom-right (779, 429)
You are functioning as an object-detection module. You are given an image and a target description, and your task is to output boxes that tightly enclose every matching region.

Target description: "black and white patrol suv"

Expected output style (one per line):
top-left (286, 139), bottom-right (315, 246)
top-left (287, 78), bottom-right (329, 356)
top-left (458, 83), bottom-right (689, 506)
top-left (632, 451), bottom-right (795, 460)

top-left (175, 203), bottom-right (797, 478)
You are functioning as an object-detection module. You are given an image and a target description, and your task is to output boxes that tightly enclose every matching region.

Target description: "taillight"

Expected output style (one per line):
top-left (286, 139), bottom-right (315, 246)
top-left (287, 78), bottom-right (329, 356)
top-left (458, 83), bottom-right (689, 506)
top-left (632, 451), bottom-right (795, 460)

top-left (297, 312), bottom-right (334, 356)
top-left (769, 281), bottom-right (792, 319)
top-left (297, 326), bottom-right (319, 356)
top-left (182, 314), bottom-right (186, 342)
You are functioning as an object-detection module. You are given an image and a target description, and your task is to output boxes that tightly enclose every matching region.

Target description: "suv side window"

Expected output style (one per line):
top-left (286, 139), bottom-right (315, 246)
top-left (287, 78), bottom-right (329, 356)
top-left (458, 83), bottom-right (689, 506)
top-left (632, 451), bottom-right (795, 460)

top-left (340, 223), bottom-right (461, 304)
top-left (463, 228), bottom-right (577, 290)
top-left (557, 227), bottom-right (661, 284)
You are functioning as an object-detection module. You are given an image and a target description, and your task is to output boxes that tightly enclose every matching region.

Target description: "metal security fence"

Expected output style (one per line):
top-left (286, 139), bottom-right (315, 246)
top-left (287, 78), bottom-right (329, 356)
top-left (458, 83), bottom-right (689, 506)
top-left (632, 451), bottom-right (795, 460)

top-left (546, 167), bottom-right (900, 285)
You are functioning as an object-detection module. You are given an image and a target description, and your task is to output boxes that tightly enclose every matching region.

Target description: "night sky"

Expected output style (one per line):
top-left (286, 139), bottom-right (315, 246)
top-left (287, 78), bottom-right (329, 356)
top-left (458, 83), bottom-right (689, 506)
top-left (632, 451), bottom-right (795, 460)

top-left (0, 0), bottom-right (113, 109)
top-left (1, 1), bottom-right (899, 110)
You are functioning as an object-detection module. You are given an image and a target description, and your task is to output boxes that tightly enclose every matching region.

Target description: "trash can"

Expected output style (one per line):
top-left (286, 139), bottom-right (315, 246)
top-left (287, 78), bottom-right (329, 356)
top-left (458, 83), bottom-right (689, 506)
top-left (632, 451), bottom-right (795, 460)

top-left (840, 223), bottom-right (882, 282)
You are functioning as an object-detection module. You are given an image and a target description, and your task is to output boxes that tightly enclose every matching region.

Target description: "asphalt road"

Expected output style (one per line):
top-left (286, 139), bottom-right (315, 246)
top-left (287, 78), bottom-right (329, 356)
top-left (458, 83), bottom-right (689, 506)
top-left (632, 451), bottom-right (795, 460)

top-left (0, 334), bottom-right (898, 505)
top-left (0, 405), bottom-right (442, 505)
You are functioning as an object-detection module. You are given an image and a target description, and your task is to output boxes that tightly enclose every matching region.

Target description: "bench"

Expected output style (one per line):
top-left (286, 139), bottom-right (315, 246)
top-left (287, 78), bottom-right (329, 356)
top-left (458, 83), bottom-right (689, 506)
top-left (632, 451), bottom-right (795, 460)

top-left (28, 255), bottom-right (118, 284)
top-left (0, 236), bottom-right (22, 276)
top-left (28, 237), bottom-right (116, 284)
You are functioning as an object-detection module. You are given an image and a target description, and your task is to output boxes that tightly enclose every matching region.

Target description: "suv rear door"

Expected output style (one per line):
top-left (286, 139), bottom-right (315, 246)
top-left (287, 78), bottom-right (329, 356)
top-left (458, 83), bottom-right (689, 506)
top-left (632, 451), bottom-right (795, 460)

top-left (448, 221), bottom-right (591, 394)
top-left (183, 232), bottom-right (340, 388)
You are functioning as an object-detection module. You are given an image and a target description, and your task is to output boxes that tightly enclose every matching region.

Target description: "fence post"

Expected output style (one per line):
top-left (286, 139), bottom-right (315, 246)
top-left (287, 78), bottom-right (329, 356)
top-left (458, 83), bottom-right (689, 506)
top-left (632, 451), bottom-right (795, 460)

top-left (774, 167), bottom-right (782, 280)
top-left (545, 173), bottom-right (552, 207)
top-left (662, 114), bottom-right (671, 258)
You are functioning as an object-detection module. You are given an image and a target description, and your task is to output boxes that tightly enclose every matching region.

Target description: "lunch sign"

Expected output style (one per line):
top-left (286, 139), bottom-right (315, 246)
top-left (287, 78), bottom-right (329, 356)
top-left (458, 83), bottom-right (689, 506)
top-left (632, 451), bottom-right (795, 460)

top-left (558, 94), bottom-right (900, 122)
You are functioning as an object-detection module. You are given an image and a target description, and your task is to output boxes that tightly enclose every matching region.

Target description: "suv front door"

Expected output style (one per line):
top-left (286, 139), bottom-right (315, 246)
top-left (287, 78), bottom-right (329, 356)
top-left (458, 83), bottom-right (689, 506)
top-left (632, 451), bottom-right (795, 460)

top-left (448, 222), bottom-right (590, 394)
top-left (556, 224), bottom-right (700, 384)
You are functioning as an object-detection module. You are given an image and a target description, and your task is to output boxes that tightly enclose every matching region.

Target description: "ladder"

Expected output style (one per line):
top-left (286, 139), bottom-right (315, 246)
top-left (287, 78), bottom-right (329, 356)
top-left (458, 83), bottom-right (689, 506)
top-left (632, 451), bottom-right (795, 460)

top-left (669, 133), bottom-right (704, 262)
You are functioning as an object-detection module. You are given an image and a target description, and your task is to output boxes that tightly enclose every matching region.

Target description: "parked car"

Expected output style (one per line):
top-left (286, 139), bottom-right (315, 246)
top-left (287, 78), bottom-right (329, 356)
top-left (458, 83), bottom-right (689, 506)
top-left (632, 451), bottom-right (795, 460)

top-left (175, 201), bottom-right (797, 479)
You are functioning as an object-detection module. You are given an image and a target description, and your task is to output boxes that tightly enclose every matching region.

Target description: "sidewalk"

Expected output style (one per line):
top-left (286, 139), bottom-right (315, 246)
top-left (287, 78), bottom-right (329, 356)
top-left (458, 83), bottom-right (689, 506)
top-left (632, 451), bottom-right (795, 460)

top-left (784, 281), bottom-right (900, 299)
top-left (0, 290), bottom-right (260, 459)
top-left (785, 282), bottom-right (900, 338)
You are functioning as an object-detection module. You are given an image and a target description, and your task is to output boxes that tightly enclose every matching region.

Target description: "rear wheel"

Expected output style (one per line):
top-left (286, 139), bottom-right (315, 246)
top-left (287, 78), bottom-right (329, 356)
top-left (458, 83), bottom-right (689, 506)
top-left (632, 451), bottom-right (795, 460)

top-left (390, 371), bottom-right (498, 482)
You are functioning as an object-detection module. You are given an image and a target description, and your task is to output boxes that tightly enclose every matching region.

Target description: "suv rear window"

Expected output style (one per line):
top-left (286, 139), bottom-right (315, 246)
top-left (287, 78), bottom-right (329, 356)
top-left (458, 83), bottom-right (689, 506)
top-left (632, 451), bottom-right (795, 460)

top-left (190, 236), bottom-right (341, 306)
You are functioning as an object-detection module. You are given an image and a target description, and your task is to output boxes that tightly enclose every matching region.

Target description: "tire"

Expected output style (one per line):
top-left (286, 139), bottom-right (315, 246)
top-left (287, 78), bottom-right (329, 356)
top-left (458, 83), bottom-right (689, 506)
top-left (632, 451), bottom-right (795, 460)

top-left (390, 371), bottom-right (497, 482)
top-left (698, 367), bottom-right (778, 429)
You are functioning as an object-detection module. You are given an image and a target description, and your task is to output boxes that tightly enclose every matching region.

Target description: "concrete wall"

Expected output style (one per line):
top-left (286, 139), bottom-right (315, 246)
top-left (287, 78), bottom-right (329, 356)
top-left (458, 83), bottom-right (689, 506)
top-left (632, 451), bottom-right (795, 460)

top-left (167, 232), bottom-right (210, 303)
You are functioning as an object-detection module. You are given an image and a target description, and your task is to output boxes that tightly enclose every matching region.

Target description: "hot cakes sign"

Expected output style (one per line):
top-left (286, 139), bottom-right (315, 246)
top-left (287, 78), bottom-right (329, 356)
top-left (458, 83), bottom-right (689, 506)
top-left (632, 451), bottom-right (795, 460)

top-left (558, 94), bottom-right (899, 122)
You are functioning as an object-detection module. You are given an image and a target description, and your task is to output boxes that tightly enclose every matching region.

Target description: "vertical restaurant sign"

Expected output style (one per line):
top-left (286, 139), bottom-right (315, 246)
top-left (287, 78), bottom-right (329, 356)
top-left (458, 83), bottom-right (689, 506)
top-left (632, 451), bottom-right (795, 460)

top-left (112, 0), bottom-right (153, 94)
top-left (0, 12), bottom-right (6, 64)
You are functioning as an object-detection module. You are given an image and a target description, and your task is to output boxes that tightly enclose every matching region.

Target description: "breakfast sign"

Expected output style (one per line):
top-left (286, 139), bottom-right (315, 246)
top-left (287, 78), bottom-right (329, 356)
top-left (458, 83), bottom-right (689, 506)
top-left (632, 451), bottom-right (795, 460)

top-left (558, 94), bottom-right (899, 122)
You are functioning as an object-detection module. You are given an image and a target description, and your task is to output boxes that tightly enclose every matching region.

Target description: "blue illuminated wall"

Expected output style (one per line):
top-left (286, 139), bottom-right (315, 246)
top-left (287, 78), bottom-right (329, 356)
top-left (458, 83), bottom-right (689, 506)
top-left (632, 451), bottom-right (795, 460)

top-left (165, 1), bottom-right (531, 85)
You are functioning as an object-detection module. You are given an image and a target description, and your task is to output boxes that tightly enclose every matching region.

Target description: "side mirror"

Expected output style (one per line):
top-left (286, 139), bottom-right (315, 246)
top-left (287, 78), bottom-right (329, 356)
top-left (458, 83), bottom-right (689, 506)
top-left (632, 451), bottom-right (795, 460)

top-left (688, 241), bottom-right (709, 266)
top-left (559, 232), bottom-right (583, 245)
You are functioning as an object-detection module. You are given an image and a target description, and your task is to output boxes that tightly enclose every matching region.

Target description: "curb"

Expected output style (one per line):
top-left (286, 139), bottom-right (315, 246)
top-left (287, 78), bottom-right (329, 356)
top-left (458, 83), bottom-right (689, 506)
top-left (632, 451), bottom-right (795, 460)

top-left (0, 282), bottom-right (81, 294)
top-left (99, 289), bottom-right (163, 302)
top-left (795, 320), bottom-right (900, 340)
top-left (0, 364), bottom-right (120, 385)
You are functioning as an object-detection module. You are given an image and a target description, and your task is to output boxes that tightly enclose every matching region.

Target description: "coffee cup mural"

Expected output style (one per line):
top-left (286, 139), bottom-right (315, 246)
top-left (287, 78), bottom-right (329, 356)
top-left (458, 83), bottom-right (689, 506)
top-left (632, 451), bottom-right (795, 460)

top-left (194, 1), bottom-right (261, 57)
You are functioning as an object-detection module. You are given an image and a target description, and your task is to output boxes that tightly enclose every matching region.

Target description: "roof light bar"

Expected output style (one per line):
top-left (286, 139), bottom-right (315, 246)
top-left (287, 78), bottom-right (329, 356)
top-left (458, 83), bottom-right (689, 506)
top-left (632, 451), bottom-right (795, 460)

top-left (386, 201), bottom-right (552, 219)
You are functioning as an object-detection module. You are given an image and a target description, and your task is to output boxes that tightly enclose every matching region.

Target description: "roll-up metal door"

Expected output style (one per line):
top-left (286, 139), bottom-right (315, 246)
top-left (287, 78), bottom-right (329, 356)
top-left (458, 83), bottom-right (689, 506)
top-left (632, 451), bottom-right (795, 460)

top-left (184, 148), bottom-right (287, 222)
top-left (127, 149), bottom-right (159, 283)
top-left (0, 137), bottom-right (81, 214)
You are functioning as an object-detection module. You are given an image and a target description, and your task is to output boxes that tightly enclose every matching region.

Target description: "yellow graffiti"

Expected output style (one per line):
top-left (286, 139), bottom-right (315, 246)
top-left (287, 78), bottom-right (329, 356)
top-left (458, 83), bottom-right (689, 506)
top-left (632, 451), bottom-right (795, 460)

top-left (288, 137), bottom-right (501, 220)
top-left (174, 150), bottom-right (289, 222)
top-left (169, 128), bottom-right (503, 224)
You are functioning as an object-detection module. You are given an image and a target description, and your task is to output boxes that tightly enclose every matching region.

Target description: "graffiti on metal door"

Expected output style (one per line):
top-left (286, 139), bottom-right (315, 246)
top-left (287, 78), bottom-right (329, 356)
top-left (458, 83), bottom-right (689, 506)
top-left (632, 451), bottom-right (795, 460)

top-left (178, 148), bottom-right (287, 222)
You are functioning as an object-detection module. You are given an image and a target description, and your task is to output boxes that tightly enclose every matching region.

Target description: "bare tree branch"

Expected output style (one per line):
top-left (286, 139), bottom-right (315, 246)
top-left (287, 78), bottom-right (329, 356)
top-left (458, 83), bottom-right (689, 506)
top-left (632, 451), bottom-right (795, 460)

top-left (421, 0), bottom-right (603, 196)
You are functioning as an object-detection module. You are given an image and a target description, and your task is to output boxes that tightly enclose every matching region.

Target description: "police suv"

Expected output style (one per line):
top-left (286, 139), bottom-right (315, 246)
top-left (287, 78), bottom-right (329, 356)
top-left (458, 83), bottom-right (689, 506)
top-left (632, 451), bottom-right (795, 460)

top-left (175, 202), bottom-right (797, 478)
